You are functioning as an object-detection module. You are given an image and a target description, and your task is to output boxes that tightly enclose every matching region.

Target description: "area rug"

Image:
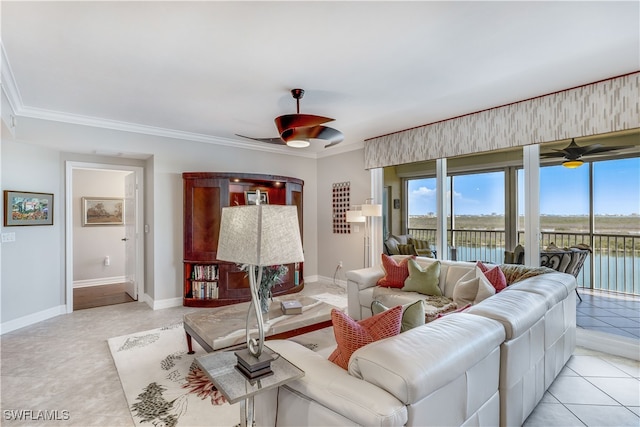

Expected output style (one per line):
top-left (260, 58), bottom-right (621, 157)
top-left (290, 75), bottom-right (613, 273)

top-left (108, 323), bottom-right (336, 427)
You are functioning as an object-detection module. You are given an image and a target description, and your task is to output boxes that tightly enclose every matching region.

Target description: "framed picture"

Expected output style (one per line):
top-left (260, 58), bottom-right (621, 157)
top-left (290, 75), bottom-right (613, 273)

top-left (245, 191), bottom-right (269, 205)
top-left (82, 197), bottom-right (124, 226)
top-left (4, 191), bottom-right (54, 226)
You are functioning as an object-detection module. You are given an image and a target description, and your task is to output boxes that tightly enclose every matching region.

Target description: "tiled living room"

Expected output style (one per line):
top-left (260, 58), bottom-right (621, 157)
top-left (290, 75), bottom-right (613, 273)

top-left (2, 2), bottom-right (639, 427)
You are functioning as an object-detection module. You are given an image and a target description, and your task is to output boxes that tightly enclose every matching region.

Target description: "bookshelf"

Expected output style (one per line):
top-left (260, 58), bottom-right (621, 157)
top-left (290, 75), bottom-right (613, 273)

top-left (183, 172), bottom-right (304, 307)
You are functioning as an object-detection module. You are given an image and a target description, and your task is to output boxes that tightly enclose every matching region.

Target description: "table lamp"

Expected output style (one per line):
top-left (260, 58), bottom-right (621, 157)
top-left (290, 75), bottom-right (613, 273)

top-left (217, 190), bottom-right (304, 378)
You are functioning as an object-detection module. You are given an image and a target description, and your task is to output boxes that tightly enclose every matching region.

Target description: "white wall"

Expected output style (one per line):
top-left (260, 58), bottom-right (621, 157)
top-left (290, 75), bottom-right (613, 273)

top-left (72, 169), bottom-right (128, 285)
top-left (1, 140), bottom-right (65, 323)
top-left (316, 149), bottom-right (370, 279)
top-left (1, 115), bottom-right (368, 329)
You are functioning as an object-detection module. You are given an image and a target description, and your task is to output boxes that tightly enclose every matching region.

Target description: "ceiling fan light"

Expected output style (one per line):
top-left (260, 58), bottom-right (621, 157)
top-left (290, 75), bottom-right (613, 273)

top-left (286, 139), bottom-right (310, 148)
top-left (563, 159), bottom-right (584, 169)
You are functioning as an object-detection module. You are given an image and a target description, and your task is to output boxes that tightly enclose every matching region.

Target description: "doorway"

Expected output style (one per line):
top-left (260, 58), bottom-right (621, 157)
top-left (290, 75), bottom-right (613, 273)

top-left (65, 162), bottom-right (145, 312)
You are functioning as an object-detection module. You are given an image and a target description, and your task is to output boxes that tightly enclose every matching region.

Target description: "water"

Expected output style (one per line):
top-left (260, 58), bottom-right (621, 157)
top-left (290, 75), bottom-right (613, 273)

top-left (451, 245), bottom-right (639, 295)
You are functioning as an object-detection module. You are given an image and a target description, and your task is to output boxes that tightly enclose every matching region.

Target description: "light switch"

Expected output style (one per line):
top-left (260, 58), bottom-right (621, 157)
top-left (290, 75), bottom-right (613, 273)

top-left (1, 232), bottom-right (16, 243)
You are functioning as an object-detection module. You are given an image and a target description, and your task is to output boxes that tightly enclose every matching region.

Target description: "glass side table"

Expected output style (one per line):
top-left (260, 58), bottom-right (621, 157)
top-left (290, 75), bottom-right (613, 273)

top-left (196, 346), bottom-right (304, 427)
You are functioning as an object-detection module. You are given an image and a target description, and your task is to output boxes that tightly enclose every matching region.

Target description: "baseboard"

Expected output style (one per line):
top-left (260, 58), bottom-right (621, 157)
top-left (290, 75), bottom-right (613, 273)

top-left (576, 328), bottom-right (640, 361)
top-left (73, 276), bottom-right (127, 288)
top-left (0, 305), bottom-right (66, 335)
top-left (144, 294), bottom-right (183, 310)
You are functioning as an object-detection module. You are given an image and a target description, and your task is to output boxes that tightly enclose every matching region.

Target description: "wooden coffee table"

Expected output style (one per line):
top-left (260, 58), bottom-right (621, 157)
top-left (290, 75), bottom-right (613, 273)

top-left (184, 295), bottom-right (337, 353)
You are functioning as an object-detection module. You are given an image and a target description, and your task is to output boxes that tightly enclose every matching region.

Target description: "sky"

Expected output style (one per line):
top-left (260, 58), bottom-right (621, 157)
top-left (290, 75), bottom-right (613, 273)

top-left (408, 157), bottom-right (640, 216)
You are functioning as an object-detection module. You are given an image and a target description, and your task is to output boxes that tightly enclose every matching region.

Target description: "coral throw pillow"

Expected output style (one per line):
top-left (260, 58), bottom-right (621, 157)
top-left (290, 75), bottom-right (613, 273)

top-left (328, 306), bottom-right (402, 370)
top-left (476, 261), bottom-right (507, 293)
top-left (377, 254), bottom-right (414, 288)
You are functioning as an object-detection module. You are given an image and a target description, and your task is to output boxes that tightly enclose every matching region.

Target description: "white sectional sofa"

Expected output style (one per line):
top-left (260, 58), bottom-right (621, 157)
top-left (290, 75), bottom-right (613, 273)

top-left (255, 256), bottom-right (577, 427)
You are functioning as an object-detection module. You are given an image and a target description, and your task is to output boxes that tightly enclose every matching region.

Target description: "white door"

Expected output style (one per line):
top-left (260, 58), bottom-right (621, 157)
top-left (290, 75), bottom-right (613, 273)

top-left (124, 172), bottom-right (137, 300)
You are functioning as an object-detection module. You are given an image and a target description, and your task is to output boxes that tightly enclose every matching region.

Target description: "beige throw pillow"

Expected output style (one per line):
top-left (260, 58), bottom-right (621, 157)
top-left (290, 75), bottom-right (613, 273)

top-left (452, 267), bottom-right (495, 307)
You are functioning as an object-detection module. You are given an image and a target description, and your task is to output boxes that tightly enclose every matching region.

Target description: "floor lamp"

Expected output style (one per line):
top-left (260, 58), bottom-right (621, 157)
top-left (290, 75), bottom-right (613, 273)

top-left (216, 191), bottom-right (304, 378)
top-left (347, 199), bottom-right (381, 268)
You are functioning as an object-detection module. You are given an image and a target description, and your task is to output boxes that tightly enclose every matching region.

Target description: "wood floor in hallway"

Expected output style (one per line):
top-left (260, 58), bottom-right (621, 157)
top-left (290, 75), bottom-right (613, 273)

top-left (73, 283), bottom-right (135, 310)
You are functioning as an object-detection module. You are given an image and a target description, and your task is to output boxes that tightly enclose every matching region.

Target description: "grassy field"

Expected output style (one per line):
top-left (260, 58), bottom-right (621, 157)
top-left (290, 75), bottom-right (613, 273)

top-left (408, 215), bottom-right (639, 251)
top-left (408, 215), bottom-right (639, 234)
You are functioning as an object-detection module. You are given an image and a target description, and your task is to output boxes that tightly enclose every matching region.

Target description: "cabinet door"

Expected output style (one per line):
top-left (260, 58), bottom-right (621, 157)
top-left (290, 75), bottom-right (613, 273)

top-left (184, 178), bottom-right (229, 261)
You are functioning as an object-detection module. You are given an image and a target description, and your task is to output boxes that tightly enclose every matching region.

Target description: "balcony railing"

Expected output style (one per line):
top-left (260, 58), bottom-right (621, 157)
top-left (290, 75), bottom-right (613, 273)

top-left (407, 228), bottom-right (640, 296)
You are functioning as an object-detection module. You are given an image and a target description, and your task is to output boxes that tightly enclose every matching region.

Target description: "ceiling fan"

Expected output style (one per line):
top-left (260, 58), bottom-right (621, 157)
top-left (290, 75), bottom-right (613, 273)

top-left (236, 88), bottom-right (344, 148)
top-left (540, 138), bottom-right (628, 168)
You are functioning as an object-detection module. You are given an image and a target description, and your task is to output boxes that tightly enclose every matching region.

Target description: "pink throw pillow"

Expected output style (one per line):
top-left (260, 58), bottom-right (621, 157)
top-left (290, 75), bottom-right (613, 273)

top-left (377, 254), bottom-right (415, 288)
top-left (328, 306), bottom-right (402, 370)
top-left (476, 261), bottom-right (507, 293)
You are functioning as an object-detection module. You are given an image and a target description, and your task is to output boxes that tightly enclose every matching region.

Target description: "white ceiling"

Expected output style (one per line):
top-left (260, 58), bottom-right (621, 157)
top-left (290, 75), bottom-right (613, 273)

top-left (2, 1), bottom-right (639, 157)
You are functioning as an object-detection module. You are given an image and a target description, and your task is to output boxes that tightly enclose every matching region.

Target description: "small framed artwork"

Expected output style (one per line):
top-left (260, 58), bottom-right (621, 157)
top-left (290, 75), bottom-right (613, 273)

top-left (82, 197), bottom-right (124, 226)
top-left (245, 191), bottom-right (269, 205)
top-left (4, 190), bottom-right (54, 226)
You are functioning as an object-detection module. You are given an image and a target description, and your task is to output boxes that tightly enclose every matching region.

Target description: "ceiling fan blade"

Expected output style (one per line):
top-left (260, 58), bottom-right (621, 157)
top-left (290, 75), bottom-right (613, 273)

top-left (579, 144), bottom-right (629, 156)
top-left (540, 151), bottom-right (571, 158)
top-left (235, 134), bottom-right (285, 145)
top-left (281, 126), bottom-right (344, 148)
top-left (275, 114), bottom-right (334, 135)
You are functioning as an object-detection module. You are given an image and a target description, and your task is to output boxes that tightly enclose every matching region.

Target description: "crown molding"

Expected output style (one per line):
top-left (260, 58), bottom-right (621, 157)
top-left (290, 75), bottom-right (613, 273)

top-left (1, 42), bottom-right (362, 159)
top-left (1, 42), bottom-right (23, 115)
top-left (17, 104), bottom-right (324, 158)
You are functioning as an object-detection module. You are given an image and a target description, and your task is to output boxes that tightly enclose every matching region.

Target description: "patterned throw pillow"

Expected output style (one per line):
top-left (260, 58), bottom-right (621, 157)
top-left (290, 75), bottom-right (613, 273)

top-left (476, 261), bottom-right (507, 292)
top-left (327, 306), bottom-right (403, 370)
top-left (371, 299), bottom-right (425, 332)
top-left (397, 244), bottom-right (417, 255)
top-left (402, 259), bottom-right (442, 296)
top-left (377, 254), bottom-right (415, 288)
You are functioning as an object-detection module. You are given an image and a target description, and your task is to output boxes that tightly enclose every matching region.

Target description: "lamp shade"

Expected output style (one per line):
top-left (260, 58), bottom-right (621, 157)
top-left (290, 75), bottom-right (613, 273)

top-left (346, 210), bottom-right (366, 223)
top-left (362, 203), bottom-right (382, 217)
top-left (217, 205), bottom-right (304, 266)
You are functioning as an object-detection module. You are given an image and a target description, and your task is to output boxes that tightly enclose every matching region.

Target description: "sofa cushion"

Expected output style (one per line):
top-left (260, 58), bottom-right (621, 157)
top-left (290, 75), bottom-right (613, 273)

top-left (402, 259), bottom-right (442, 296)
top-left (348, 313), bottom-right (505, 404)
top-left (452, 268), bottom-right (495, 307)
top-left (371, 300), bottom-right (425, 332)
top-left (476, 261), bottom-right (507, 292)
top-left (377, 254), bottom-right (414, 288)
top-left (328, 306), bottom-right (402, 370)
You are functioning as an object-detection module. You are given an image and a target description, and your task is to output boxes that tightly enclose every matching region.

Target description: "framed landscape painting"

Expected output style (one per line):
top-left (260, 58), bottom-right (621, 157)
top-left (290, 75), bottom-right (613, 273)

top-left (4, 190), bottom-right (54, 226)
top-left (82, 197), bottom-right (124, 226)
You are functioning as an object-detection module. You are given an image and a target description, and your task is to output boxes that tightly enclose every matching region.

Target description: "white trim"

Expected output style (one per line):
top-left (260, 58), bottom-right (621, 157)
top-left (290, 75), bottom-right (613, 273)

top-left (523, 145), bottom-right (540, 266)
top-left (73, 277), bottom-right (127, 288)
top-left (0, 43), bottom-right (23, 114)
top-left (15, 105), bottom-right (322, 159)
top-left (0, 305), bottom-right (66, 335)
top-left (0, 42), bottom-right (361, 159)
top-left (370, 169), bottom-right (384, 267)
top-left (436, 158), bottom-right (448, 260)
top-left (148, 296), bottom-right (183, 310)
top-left (576, 328), bottom-right (640, 361)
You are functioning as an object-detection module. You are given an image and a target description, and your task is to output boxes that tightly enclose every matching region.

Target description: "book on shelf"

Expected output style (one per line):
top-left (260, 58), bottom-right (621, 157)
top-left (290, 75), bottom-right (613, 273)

top-left (281, 300), bottom-right (303, 315)
top-left (192, 264), bottom-right (219, 280)
top-left (191, 281), bottom-right (219, 299)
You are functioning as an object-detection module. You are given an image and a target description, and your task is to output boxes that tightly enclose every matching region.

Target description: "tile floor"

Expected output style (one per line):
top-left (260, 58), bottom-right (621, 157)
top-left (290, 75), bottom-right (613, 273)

top-left (576, 288), bottom-right (640, 339)
top-left (1, 281), bottom-right (638, 426)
